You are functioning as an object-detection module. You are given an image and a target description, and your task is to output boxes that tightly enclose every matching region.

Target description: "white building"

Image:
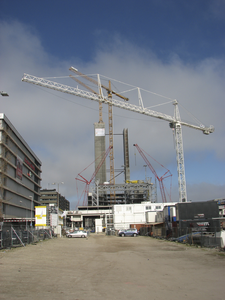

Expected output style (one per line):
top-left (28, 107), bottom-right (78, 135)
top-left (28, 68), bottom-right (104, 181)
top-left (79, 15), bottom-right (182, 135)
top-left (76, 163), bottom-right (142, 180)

top-left (113, 202), bottom-right (177, 230)
top-left (65, 202), bottom-right (176, 232)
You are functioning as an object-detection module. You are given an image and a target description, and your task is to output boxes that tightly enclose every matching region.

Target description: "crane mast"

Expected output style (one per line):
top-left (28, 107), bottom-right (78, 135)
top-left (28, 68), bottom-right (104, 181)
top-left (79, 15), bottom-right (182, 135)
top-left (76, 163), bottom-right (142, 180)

top-left (69, 67), bottom-right (104, 123)
top-left (22, 73), bottom-right (214, 202)
top-left (170, 100), bottom-right (187, 202)
top-left (69, 68), bottom-right (126, 202)
top-left (107, 81), bottom-right (116, 202)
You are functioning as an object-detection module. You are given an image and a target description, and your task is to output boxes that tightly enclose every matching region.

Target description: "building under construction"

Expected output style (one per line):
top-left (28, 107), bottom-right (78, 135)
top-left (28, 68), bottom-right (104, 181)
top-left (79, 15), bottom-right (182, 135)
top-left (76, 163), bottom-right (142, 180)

top-left (88, 180), bottom-right (154, 206)
top-left (89, 128), bottom-right (155, 206)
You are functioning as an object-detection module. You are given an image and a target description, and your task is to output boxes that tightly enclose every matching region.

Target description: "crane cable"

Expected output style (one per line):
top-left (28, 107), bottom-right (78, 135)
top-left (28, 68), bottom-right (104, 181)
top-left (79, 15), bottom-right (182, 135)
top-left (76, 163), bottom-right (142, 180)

top-left (39, 74), bottom-right (206, 126)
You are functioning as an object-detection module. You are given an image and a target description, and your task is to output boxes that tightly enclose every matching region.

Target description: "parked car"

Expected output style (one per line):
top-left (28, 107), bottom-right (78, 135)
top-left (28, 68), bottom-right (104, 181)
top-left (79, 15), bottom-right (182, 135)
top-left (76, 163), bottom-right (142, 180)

top-left (65, 228), bottom-right (78, 235)
top-left (118, 229), bottom-right (138, 237)
top-left (66, 230), bottom-right (87, 238)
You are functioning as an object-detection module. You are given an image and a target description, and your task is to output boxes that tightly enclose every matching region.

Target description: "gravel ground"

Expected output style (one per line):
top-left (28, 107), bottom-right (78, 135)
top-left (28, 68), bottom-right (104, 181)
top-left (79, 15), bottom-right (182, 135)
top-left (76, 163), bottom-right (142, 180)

top-left (0, 234), bottom-right (224, 300)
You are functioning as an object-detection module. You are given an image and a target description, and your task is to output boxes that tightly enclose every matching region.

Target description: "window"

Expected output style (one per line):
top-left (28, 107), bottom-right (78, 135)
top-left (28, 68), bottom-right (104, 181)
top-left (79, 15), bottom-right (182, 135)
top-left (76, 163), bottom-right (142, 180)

top-left (156, 206), bottom-right (162, 210)
top-left (146, 206), bottom-right (151, 210)
top-left (126, 206), bottom-right (132, 211)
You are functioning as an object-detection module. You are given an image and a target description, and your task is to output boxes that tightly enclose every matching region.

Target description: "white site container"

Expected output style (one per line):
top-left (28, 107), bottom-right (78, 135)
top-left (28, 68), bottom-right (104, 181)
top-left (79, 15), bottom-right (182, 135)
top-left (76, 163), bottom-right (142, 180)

top-left (95, 218), bottom-right (103, 233)
top-left (146, 211), bottom-right (157, 223)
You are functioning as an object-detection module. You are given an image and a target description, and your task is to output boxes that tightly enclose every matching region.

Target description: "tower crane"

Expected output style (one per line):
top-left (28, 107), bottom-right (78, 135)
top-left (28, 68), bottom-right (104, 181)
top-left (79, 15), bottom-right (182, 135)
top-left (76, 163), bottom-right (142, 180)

top-left (69, 67), bottom-right (128, 201)
top-left (69, 67), bottom-right (104, 123)
top-left (22, 72), bottom-right (214, 202)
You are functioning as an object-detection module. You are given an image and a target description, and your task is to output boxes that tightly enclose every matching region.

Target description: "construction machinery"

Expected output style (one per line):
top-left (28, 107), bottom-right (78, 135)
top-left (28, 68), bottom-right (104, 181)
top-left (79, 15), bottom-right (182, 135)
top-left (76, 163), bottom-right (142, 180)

top-left (69, 68), bottom-right (129, 202)
top-left (75, 146), bottom-right (112, 206)
top-left (134, 144), bottom-right (172, 203)
top-left (22, 72), bottom-right (214, 202)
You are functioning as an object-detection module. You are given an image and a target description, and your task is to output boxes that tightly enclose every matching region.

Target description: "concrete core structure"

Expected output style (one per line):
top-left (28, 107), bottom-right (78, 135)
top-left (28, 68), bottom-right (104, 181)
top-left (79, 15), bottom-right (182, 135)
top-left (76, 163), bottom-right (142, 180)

top-left (94, 122), bottom-right (106, 184)
top-left (123, 128), bottom-right (130, 182)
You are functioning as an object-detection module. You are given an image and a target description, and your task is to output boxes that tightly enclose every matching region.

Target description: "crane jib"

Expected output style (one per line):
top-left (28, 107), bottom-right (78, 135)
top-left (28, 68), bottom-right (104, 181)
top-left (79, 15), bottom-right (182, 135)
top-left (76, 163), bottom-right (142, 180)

top-left (22, 72), bottom-right (214, 203)
top-left (22, 73), bottom-right (214, 133)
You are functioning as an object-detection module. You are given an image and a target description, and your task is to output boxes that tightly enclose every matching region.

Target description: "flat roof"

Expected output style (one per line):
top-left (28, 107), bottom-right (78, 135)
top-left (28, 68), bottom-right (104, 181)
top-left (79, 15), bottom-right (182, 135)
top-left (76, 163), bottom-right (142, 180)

top-left (0, 113), bottom-right (41, 164)
top-left (78, 205), bottom-right (113, 210)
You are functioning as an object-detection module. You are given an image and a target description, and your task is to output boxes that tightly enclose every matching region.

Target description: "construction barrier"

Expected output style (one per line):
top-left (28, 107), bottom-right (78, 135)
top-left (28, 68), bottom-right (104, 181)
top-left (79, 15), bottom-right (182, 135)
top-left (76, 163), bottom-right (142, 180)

top-left (0, 224), bottom-right (56, 249)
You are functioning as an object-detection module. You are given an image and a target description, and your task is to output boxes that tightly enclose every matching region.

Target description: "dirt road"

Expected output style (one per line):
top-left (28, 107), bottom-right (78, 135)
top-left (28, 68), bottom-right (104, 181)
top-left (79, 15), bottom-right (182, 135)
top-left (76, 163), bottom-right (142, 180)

top-left (0, 234), bottom-right (224, 300)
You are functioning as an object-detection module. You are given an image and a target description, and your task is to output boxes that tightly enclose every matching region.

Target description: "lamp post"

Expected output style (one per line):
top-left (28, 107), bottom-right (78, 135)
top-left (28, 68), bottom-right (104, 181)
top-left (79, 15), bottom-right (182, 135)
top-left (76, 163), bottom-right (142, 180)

top-left (29, 196), bottom-right (33, 228)
top-left (0, 91), bottom-right (9, 96)
top-left (52, 182), bottom-right (64, 209)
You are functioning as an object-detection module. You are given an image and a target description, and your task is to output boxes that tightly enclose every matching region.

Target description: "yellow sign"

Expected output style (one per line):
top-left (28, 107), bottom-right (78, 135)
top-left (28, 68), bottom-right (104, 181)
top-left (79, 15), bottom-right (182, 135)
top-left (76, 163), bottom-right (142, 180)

top-left (35, 206), bottom-right (47, 226)
top-left (126, 180), bottom-right (138, 184)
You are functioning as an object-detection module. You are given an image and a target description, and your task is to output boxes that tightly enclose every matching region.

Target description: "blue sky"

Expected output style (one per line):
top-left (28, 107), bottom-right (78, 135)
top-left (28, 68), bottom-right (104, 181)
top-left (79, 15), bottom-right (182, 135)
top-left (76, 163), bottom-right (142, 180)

top-left (1, 0), bottom-right (224, 63)
top-left (1, 0), bottom-right (224, 62)
top-left (0, 0), bottom-right (225, 208)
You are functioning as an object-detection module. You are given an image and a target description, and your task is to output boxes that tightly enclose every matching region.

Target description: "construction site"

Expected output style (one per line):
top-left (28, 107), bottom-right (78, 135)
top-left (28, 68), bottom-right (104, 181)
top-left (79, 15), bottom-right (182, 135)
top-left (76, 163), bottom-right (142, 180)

top-left (1, 67), bottom-right (224, 250)
top-left (22, 67), bottom-right (214, 209)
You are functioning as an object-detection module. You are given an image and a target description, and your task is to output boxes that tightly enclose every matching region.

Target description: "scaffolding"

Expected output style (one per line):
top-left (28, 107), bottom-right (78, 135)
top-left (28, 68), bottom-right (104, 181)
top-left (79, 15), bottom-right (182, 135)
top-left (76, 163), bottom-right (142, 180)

top-left (89, 181), bottom-right (154, 206)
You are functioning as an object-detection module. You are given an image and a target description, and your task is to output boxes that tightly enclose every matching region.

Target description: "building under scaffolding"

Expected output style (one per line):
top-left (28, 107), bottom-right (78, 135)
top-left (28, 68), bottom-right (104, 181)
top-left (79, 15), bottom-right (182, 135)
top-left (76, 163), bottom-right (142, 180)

top-left (88, 180), bottom-right (154, 206)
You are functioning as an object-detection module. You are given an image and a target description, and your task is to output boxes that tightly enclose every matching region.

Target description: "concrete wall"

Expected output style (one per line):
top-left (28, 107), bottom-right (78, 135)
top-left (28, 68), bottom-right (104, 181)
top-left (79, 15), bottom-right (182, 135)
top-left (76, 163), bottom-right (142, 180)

top-left (94, 122), bottom-right (106, 184)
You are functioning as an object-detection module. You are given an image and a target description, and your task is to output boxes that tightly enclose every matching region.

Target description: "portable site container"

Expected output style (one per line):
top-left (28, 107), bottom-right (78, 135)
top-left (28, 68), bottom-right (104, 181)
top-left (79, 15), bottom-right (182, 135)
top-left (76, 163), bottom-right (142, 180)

top-left (175, 201), bottom-right (220, 230)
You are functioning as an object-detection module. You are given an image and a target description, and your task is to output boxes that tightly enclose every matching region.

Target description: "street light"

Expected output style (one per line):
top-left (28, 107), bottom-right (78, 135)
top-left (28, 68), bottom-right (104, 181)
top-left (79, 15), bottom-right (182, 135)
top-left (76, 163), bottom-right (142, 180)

top-left (52, 182), bottom-right (64, 209)
top-left (0, 91), bottom-right (9, 96)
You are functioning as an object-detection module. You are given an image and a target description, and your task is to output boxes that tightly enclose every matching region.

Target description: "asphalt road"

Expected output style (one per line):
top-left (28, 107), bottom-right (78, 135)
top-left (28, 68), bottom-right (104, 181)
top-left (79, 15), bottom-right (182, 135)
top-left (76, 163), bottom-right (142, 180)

top-left (0, 234), bottom-right (224, 300)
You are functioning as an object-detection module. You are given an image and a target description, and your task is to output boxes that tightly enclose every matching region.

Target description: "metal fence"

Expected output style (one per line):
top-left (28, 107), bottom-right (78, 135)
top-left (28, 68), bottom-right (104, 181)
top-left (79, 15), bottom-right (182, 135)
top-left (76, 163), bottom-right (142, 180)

top-left (151, 226), bottom-right (222, 248)
top-left (139, 226), bottom-right (152, 236)
top-left (0, 224), bottom-right (56, 249)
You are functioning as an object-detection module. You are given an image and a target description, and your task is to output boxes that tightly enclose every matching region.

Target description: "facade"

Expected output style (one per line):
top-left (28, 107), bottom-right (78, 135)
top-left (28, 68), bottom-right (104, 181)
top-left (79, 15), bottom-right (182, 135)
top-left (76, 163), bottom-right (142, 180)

top-left (66, 205), bottom-right (113, 232)
top-left (65, 202), bottom-right (175, 232)
top-left (215, 198), bottom-right (225, 219)
top-left (40, 189), bottom-right (70, 211)
top-left (113, 202), bottom-right (176, 230)
top-left (0, 113), bottom-right (42, 225)
top-left (40, 189), bottom-right (70, 227)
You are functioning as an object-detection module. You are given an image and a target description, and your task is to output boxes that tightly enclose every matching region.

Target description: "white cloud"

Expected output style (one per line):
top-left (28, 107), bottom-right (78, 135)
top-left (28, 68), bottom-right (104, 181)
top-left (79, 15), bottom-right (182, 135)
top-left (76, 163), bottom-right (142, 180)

top-left (1, 21), bottom-right (224, 208)
top-left (186, 182), bottom-right (225, 202)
